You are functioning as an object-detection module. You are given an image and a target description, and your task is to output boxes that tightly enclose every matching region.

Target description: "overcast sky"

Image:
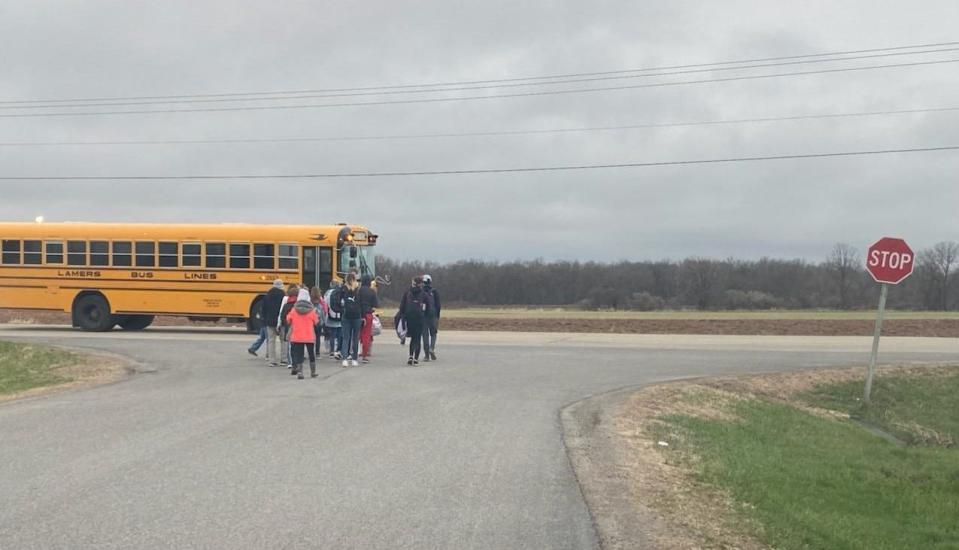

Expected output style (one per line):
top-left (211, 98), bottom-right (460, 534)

top-left (1, 1), bottom-right (957, 263)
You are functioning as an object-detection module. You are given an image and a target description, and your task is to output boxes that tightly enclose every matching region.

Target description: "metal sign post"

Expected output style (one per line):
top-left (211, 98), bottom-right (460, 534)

top-left (864, 283), bottom-right (888, 404)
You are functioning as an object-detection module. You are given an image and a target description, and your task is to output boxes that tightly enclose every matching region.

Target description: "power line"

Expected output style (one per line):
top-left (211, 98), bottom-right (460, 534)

top-left (3, 106), bottom-right (957, 147)
top-left (3, 39), bottom-right (958, 105)
top-left (5, 46), bottom-right (959, 110)
top-left (2, 145), bottom-right (956, 180)
top-left (3, 58), bottom-right (958, 119)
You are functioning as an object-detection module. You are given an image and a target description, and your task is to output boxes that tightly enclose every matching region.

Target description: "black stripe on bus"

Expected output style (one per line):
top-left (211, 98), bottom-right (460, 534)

top-left (0, 275), bottom-right (287, 286)
top-left (0, 284), bottom-right (47, 289)
top-left (57, 286), bottom-right (264, 295)
top-left (0, 265), bottom-right (296, 273)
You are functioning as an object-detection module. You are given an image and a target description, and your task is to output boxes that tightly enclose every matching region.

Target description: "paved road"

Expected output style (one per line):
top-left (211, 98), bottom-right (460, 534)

top-left (1, 326), bottom-right (957, 550)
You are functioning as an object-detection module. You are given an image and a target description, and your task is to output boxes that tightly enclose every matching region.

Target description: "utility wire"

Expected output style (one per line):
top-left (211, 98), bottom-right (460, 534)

top-left (2, 145), bottom-right (956, 180)
top-left (3, 58), bottom-right (958, 119)
top-left (3, 39), bottom-right (958, 105)
top-left (2, 106), bottom-right (957, 147)
top-left (4, 46), bottom-right (959, 110)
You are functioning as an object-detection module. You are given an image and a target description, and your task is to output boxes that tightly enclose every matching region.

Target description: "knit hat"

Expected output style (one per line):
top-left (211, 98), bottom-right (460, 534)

top-left (422, 274), bottom-right (432, 284)
top-left (297, 289), bottom-right (311, 302)
top-left (273, 279), bottom-right (284, 288)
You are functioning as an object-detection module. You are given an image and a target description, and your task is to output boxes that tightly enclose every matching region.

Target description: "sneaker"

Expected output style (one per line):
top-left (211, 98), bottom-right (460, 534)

top-left (247, 349), bottom-right (257, 357)
top-left (342, 360), bottom-right (350, 368)
top-left (311, 373), bottom-right (318, 378)
top-left (423, 355), bottom-right (431, 362)
top-left (334, 352), bottom-right (342, 360)
top-left (413, 359), bottom-right (419, 366)
top-left (430, 351), bottom-right (437, 361)
top-left (361, 357), bottom-right (370, 364)
top-left (407, 357), bottom-right (413, 366)
top-left (297, 372), bottom-right (305, 380)
top-left (286, 364), bottom-right (293, 369)
top-left (351, 359), bottom-right (359, 367)
top-left (269, 363), bottom-right (278, 368)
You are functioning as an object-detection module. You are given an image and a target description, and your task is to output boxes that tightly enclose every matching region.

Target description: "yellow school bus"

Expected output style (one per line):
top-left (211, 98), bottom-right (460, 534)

top-left (0, 222), bottom-right (377, 331)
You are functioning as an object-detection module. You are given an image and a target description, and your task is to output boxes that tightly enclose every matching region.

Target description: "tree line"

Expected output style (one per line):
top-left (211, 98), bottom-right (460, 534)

top-left (375, 242), bottom-right (959, 310)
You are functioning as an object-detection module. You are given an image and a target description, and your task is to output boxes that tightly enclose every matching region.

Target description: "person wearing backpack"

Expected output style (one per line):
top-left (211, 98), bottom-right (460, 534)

top-left (310, 287), bottom-right (328, 358)
top-left (277, 284), bottom-right (299, 368)
top-left (358, 274), bottom-right (379, 364)
top-left (286, 288), bottom-right (320, 379)
top-left (399, 276), bottom-right (434, 366)
top-left (339, 273), bottom-right (363, 367)
top-left (324, 281), bottom-right (343, 359)
top-left (257, 278), bottom-right (286, 366)
top-left (422, 274), bottom-right (441, 361)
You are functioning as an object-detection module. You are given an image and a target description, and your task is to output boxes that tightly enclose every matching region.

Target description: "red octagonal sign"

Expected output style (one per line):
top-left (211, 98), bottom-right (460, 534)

top-left (866, 237), bottom-right (915, 284)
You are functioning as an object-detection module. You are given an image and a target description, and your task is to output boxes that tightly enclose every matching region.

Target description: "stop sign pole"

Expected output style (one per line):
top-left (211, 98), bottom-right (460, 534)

top-left (863, 237), bottom-right (915, 403)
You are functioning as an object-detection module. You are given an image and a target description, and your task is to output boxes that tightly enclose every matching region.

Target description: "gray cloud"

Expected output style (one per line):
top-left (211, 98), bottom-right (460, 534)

top-left (1, 0), bottom-right (957, 263)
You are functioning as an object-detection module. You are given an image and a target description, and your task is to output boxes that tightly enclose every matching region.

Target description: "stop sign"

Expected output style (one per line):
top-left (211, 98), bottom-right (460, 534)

top-left (866, 237), bottom-right (914, 284)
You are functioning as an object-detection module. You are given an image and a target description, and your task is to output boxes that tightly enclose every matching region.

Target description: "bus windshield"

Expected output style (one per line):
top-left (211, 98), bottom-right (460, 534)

top-left (339, 245), bottom-right (376, 278)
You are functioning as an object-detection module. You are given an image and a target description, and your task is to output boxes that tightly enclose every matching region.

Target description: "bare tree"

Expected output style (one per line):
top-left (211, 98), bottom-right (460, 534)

top-left (918, 242), bottom-right (959, 310)
top-left (681, 258), bottom-right (724, 310)
top-left (826, 243), bottom-right (860, 309)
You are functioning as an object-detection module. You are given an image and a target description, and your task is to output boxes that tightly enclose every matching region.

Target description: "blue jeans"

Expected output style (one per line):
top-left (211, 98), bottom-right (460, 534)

top-left (327, 326), bottom-right (341, 354)
top-left (249, 326), bottom-right (267, 353)
top-left (341, 318), bottom-right (362, 360)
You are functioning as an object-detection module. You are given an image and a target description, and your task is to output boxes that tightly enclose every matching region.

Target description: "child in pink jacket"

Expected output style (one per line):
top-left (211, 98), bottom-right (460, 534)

top-left (286, 288), bottom-right (319, 379)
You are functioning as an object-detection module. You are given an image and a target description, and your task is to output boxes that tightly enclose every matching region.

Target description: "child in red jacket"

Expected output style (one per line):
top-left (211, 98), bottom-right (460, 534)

top-left (286, 288), bottom-right (319, 379)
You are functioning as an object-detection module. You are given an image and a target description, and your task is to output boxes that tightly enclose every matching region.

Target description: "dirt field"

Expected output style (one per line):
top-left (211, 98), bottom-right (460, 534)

top-left (440, 317), bottom-right (959, 337)
top-left (4, 309), bottom-right (959, 337)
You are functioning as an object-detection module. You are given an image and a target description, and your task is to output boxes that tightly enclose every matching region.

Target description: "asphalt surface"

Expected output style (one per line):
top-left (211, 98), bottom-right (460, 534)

top-left (1, 325), bottom-right (958, 550)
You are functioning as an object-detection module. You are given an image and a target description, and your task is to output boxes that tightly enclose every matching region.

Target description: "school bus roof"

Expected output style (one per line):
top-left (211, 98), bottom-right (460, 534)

top-left (0, 222), bottom-right (374, 243)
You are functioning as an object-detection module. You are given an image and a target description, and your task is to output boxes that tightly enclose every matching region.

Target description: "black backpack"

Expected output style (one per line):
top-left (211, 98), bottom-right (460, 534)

top-left (329, 287), bottom-right (344, 314)
top-left (343, 288), bottom-right (362, 319)
top-left (403, 290), bottom-right (426, 322)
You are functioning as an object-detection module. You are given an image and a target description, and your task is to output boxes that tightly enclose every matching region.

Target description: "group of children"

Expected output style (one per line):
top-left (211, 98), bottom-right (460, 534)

top-left (247, 271), bottom-right (380, 379)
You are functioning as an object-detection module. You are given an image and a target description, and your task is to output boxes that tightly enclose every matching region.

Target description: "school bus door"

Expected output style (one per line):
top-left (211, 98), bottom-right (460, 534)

top-left (302, 246), bottom-right (333, 290)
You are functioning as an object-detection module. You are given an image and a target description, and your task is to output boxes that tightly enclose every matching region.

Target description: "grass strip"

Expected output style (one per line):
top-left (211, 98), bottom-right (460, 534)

top-left (802, 367), bottom-right (959, 446)
top-left (658, 397), bottom-right (959, 550)
top-left (0, 341), bottom-right (76, 395)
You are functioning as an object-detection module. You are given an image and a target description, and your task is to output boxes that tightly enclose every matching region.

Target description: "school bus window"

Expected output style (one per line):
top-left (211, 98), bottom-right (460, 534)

top-left (112, 241), bottom-right (132, 267)
top-left (278, 244), bottom-right (298, 270)
top-left (90, 241), bottom-right (109, 266)
top-left (230, 243), bottom-right (251, 269)
top-left (206, 243), bottom-right (226, 269)
top-left (23, 240), bottom-right (42, 265)
top-left (253, 244), bottom-right (275, 270)
top-left (67, 241), bottom-right (87, 266)
top-left (159, 242), bottom-right (179, 268)
top-left (135, 242), bottom-right (156, 268)
top-left (1, 240), bottom-right (20, 265)
top-left (182, 243), bottom-right (201, 267)
top-left (46, 241), bottom-right (64, 264)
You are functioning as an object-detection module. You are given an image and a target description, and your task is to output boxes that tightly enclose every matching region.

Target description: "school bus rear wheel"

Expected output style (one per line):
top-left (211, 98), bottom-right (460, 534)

top-left (73, 294), bottom-right (115, 332)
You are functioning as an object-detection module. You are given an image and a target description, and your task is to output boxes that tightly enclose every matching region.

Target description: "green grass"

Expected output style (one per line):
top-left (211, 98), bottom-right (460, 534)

top-left (442, 308), bottom-right (959, 320)
top-left (0, 341), bottom-right (75, 395)
top-left (658, 396), bottom-right (959, 549)
top-left (803, 367), bottom-right (959, 446)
